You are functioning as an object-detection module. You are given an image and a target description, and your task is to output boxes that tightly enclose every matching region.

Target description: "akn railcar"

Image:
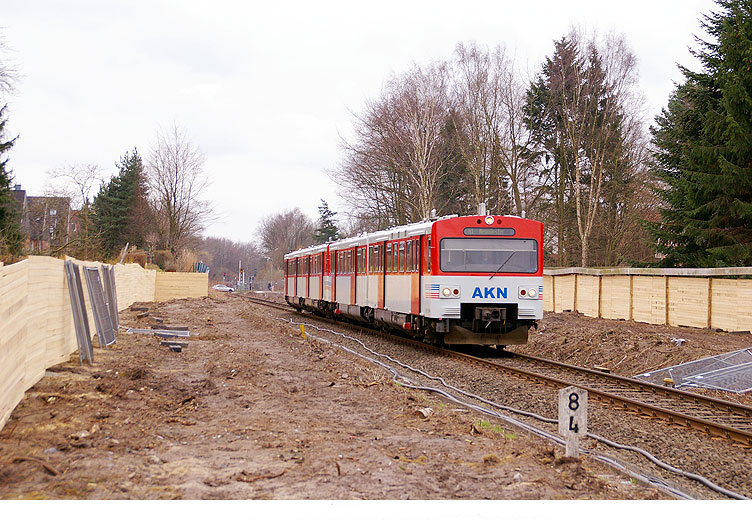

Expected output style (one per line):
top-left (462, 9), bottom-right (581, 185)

top-left (284, 214), bottom-right (543, 347)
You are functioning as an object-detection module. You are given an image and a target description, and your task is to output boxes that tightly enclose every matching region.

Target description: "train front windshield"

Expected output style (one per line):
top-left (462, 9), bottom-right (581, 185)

top-left (440, 238), bottom-right (538, 273)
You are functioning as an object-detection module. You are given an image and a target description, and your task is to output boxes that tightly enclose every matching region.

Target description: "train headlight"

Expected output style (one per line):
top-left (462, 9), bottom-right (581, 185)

top-left (440, 287), bottom-right (460, 298)
top-left (519, 286), bottom-right (539, 299)
top-left (484, 216), bottom-right (494, 225)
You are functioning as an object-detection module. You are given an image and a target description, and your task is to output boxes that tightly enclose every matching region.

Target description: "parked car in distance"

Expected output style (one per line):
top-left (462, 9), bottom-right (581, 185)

top-left (212, 284), bottom-right (234, 292)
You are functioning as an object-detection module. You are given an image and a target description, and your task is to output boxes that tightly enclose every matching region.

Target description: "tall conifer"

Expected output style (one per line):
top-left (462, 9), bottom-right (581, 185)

top-left (649, 0), bottom-right (752, 266)
top-left (0, 103), bottom-right (23, 257)
top-left (94, 149), bottom-right (150, 258)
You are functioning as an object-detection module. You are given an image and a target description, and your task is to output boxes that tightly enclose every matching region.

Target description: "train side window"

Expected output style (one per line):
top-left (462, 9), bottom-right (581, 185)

top-left (407, 241), bottom-right (413, 272)
top-left (399, 242), bottom-right (405, 273)
top-left (386, 243), bottom-right (392, 273)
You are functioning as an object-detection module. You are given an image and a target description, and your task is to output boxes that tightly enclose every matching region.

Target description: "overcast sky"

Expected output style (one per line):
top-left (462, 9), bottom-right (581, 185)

top-left (3, 0), bottom-right (716, 243)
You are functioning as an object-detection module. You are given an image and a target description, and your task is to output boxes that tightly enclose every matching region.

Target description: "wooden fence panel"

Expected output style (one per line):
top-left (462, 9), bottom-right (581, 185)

top-left (0, 260), bottom-right (29, 431)
top-left (632, 276), bottom-right (667, 325)
top-left (711, 279), bottom-right (752, 332)
top-left (600, 276), bottom-right (631, 320)
top-left (553, 275), bottom-right (575, 313)
top-left (114, 263), bottom-right (156, 310)
top-left (543, 274), bottom-right (554, 312)
top-left (575, 275), bottom-right (600, 318)
top-left (155, 272), bottom-right (208, 302)
top-left (668, 277), bottom-right (710, 328)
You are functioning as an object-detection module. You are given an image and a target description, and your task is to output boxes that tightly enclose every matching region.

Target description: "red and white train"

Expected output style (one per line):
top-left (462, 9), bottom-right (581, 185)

top-left (284, 214), bottom-right (543, 348)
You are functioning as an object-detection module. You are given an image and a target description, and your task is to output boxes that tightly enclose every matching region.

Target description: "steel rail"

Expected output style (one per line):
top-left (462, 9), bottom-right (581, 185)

top-left (244, 296), bottom-right (752, 446)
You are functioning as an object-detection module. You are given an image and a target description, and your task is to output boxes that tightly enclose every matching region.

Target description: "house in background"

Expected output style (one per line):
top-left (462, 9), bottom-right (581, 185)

top-left (9, 185), bottom-right (72, 254)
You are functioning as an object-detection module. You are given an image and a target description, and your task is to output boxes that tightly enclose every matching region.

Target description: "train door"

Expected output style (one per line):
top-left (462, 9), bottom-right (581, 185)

top-left (331, 250), bottom-right (337, 302)
top-left (410, 238), bottom-right (420, 315)
top-left (319, 254), bottom-right (323, 300)
top-left (351, 247), bottom-right (356, 305)
top-left (305, 256), bottom-right (310, 298)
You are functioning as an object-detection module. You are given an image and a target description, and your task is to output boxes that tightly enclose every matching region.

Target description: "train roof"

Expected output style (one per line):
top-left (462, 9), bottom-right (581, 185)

top-left (284, 215), bottom-right (452, 259)
top-left (284, 214), bottom-right (534, 258)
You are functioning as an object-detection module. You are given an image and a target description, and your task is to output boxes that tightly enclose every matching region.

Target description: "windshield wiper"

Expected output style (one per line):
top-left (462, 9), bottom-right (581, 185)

top-left (488, 252), bottom-right (516, 280)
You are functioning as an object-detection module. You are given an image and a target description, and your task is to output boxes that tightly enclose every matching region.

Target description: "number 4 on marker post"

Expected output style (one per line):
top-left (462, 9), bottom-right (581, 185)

top-left (558, 386), bottom-right (588, 458)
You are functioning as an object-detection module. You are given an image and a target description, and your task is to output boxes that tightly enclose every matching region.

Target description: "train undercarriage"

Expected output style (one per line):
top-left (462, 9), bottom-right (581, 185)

top-left (285, 296), bottom-right (535, 348)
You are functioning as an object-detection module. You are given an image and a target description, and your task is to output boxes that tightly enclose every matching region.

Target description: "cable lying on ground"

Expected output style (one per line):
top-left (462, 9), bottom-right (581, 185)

top-left (277, 316), bottom-right (748, 501)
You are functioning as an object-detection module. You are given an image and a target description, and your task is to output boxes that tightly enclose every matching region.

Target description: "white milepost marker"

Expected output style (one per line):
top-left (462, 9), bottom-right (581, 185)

top-left (558, 386), bottom-right (588, 458)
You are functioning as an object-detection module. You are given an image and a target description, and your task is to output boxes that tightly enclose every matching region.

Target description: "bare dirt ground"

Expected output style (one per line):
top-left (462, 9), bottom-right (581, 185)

top-left (525, 311), bottom-right (752, 406)
top-left (4, 292), bottom-right (743, 500)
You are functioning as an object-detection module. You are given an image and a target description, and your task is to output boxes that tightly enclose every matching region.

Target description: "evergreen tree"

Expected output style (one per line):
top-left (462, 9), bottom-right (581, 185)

top-left (94, 148), bottom-right (150, 258)
top-left (313, 200), bottom-right (339, 243)
top-left (0, 103), bottom-right (23, 257)
top-left (649, 0), bottom-right (752, 266)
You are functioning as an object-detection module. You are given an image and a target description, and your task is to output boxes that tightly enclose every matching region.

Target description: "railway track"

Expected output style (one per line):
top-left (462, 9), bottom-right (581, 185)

top-left (244, 295), bottom-right (752, 447)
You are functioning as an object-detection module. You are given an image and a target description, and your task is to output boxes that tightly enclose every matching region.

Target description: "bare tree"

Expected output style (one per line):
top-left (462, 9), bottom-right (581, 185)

top-left (257, 208), bottom-right (315, 269)
top-left (0, 35), bottom-right (18, 95)
top-left (147, 124), bottom-right (212, 255)
top-left (451, 43), bottom-right (507, 213)
top-left (46, 163), bottom-right (103, 258)
top-left (333, 62), bottom-right (451, 225)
